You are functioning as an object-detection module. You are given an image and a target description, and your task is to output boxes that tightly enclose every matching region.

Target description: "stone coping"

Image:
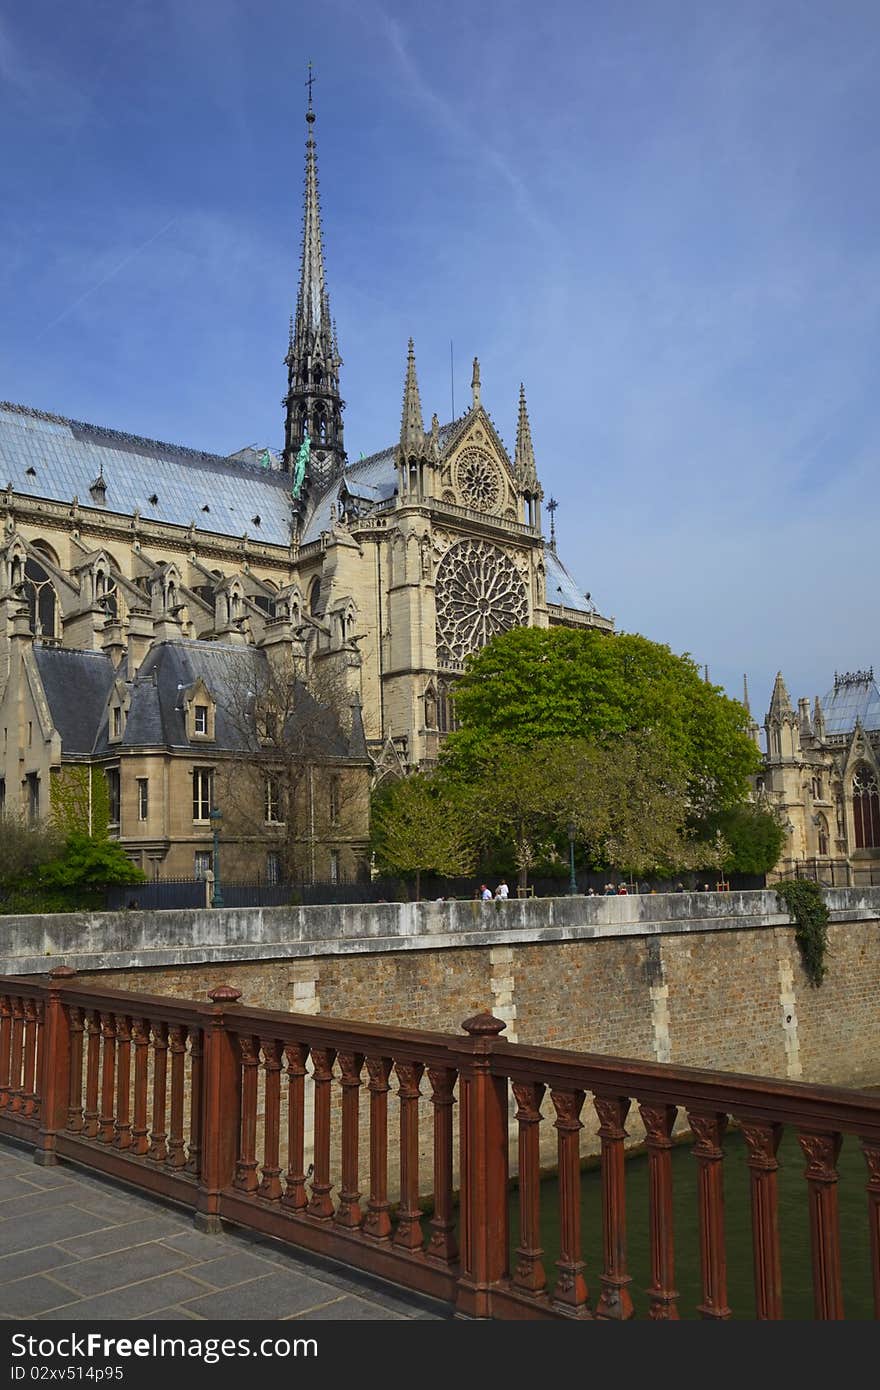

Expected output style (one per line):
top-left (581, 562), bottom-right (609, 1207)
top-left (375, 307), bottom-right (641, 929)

top-left (1, 887), bottom-right (878, 979)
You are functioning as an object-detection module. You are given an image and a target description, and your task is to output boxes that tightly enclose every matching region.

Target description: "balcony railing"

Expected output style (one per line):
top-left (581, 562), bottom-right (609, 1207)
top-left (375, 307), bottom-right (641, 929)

top-left (2, 968), bottom-right (879, 1319)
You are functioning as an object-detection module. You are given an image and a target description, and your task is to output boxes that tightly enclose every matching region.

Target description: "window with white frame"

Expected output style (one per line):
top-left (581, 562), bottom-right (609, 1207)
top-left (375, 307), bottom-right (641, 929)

top-left (194, 705), bottom-right (208, 735)
top-left (330, 849), bottom-right (340, 884)
top-left (265, 776), bottom-right (283, 823)
top-left (266, 852), bottom-right (281, 885)
top-left (106, 768), bottom-right (121, 825)
top-left (194, 850), bottom-right (212, 880)
top-left (193, 767), bottom-right (213, 822)
top-left (137, 778), bottom-right (148, 822)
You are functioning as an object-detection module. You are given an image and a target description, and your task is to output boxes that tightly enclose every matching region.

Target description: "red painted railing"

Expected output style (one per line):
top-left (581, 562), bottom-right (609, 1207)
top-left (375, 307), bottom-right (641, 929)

top-left (2, 967), bottom-right (880, 1320)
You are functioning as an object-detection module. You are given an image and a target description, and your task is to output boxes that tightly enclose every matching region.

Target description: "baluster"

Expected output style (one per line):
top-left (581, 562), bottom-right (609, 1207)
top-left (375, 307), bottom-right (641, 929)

top-left (550, 1086), bottom-right (590, 1316)
top-left (427, 1066), bottom-right (458, 1263)
top-left (147, 1022), bottom-right (168, 1161)
top-left (66, 1006), bottom-right (85, 1132)
top-left (511, 1081), bottom-right (547, 1295)
top-left (393, 1060), bottom-right (425, 1251)
top-left (639, 1102), bottom-right (679, 1319)
top-left (687, 1109), bottom-right (731, 1319)
top-left (307, 1047), bottom-right (336, 1219)
top-left (798, 1130), bottom-right (844, 1319)
top-left (97, 1013), bottom-right (117, 1143)
top-left (166, 1025), bottom-right (188, 1168)
top-left (33, 998), bottom-right (46, 1121)
top-left (130, 1019), bottom-right (150, 1154)
top-left (594, 1092), bottom-right (634, 1319)
top-left (8, 997), bottom-right (24, 1112)
top-left (363, 1055), bottom-right (393, 1239)
top-left (83, 1011), bottom-right (101, 1138)
top-left (234, 1036), bottom-right (260, 1192)
top-left (0, 994), bottom-right (11, 1108)
top-left (113, 1016), bottom-right (132, 1149)
top-left (282, 1042), bottom-right (309, 1210)
top-left (257, 1038), bottom-right (283, 1201)
top-left (21, 999), bottom-right (39, 1117)
top-left (335, 1051), bottom-right (364, 1228)
top-left (861, 1140), bottom-right (880, 1320)
top-left (741, 1119), bottom-right (783, 1320)
top-left (186, 1027), bottom-right (204, 1175)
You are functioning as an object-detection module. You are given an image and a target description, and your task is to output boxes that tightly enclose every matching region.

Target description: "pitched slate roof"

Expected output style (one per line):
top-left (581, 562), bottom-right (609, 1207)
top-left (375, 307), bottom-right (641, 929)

top-left (32, 647), bottom-right (115, 754)
top-left (0, 403), bottom-right (295, 546)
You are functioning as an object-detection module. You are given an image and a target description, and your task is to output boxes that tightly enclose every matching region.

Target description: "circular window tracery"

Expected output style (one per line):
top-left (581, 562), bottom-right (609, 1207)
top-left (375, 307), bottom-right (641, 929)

top-left (435, 539), bottom-right (528, 663)
top-left (454, 448), bottom-right (502, 513)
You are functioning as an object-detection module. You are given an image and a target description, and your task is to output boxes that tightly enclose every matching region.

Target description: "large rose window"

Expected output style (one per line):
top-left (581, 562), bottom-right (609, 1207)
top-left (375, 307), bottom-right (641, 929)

top-left (454, 448), bottom-right (502, 513)
top-left (435, 539), bottom-right (528, 663)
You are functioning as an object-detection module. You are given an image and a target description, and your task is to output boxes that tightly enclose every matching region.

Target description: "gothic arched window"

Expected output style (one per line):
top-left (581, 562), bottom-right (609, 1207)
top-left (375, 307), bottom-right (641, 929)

top-left (24, 556), bottom-right (57, 638)
top-left (816, 814), bottom-right (829, 857)
top-left (308, 577), bottom-right (322, 616)
top-left (853, 764), bottom-right (880, 849)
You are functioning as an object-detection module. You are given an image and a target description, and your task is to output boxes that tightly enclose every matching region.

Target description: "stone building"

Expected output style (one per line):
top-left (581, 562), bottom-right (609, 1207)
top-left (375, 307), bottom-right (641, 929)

top-left (758, 668), bottom-right (880, 884)
top-left (0, 90), bottom-right (606, 875)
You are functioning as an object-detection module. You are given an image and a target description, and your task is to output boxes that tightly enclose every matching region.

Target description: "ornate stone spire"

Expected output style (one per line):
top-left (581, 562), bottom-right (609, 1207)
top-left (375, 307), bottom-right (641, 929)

top-left (768, 671), bottom-right (793, 717)
top-left (283, 68), bottom-right (345, 496)
top-left (397, 340), bottom-right (429, 500)
top-left (514, 385), bottom-right (539, 491)
top-left (399, 339), bottom-right (425, 457)
top-left (813, 695), bottom-right (826, 740)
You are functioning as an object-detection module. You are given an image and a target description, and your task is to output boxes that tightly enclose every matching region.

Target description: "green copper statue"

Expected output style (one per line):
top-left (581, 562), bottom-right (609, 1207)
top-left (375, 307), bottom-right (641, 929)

top-left (292, 432), bottom-right (310, 499)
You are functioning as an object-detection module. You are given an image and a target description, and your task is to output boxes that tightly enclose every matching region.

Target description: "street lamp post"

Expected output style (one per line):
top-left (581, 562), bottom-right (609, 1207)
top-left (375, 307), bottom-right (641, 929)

top-left (567, 822), bottom-right (577, 896)
top-left (210, 805), bottom-right (224, 908)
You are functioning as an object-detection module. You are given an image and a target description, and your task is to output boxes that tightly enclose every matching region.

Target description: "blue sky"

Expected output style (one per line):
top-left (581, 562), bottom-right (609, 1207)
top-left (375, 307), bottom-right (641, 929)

top-left (2, 0), bottom-right (879, 721)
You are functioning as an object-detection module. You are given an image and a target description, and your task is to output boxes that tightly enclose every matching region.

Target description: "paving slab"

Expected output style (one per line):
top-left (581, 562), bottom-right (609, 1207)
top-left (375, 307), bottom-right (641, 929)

top-left (0, 1139), bottom-right (448, 1321)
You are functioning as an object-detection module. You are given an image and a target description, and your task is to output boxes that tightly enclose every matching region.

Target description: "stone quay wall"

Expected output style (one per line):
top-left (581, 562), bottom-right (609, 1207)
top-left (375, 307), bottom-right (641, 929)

top-left (3, 888), bottom-right (880, 1088)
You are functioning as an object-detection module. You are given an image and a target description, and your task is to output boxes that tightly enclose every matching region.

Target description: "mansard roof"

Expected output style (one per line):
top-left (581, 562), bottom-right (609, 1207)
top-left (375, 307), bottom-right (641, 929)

top-left (820, 669), bottom-right (880, 735)
top-left (32, 647), bottom-right (115, 755)
top-left (0, 403), bottom-right (294, 546)
top-left (91, 640), bottom-right (360, 760)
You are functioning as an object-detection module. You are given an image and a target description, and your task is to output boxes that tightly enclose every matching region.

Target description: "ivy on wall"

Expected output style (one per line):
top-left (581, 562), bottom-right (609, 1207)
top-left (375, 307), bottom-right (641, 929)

top-left (776, 880), bottom-right (830, 987)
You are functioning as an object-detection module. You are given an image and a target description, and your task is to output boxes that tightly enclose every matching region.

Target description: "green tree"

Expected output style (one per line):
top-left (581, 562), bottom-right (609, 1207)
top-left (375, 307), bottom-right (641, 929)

top-left (371, 775), bottom-right (475, 899)
top-left (0, 816), bottom-right (64, 898)
top-left (38, 834), bottom-right (146, 897)
top-left (445, 628), bottom-right (759, 815)
top-left (698, 802), bottom-right (787, 876)
top-left (463, 734), bottom-right (720, 889)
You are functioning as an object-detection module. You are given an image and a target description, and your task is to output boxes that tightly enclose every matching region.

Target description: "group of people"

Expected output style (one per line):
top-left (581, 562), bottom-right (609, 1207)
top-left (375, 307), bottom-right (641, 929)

top-left (478, 881), bottom-right (509, 901)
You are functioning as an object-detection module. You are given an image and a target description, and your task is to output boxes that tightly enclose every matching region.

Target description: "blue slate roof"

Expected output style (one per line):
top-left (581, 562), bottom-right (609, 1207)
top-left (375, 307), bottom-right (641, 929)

top-left (0, 403), bottom-right (295, 546)
top-left (546, 549), bottom-right (591, 613)
top-left (32, 648), bottom-right (115, 754)
top-left (820, 672), bottom-right (880, 735)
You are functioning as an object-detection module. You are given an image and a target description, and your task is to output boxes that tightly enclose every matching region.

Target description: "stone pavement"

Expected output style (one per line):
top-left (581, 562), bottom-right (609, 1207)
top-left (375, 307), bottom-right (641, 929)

top-left (0, 1140), bottom-right (448, 1321)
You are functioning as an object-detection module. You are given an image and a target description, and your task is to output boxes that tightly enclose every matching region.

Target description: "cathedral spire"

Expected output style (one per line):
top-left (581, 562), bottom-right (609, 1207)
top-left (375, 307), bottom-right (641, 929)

top-left (283, 67), bottom-right (346, 496)
top-left (399, 339), bottom-right (425, 456)
top-left (515, 384), bottom-right (542, 529)
top-left (768, 671), bottom-right (793, 718)
top-left (397, 340), bottom-right (430, 500)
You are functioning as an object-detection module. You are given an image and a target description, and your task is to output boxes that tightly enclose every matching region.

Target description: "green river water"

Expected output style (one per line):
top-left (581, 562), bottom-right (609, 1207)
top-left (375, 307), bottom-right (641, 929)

top-left (507, 1129), bottom-right (875, 1319)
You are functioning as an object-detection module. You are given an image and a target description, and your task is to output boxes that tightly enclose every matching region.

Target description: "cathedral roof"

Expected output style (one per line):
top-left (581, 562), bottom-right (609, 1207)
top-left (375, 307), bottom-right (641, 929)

top-left (545, 549), bottom-right (591, 612)
top-left (819, 670), bottom-right (880, 735)
top-left (0, 403), bottom-right (295, 546)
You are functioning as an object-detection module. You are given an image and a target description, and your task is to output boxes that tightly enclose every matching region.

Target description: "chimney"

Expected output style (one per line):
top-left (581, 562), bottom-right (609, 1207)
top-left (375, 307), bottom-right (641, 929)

top-left (125, 609), bottom-right (154, 677)
top-left (101, 619), bottom-right (126, 669)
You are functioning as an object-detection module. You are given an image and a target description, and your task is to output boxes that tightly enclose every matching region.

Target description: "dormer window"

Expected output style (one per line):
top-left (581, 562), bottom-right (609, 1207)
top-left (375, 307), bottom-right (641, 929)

top-left (112, 706), bottom-right (123, 739)
top-left (184, 682), bottom-right (215, 741)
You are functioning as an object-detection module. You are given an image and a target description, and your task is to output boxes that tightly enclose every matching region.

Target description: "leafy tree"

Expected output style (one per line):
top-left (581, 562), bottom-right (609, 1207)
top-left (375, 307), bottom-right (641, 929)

top-left (445, 628), bottom-right (759, 815)
top-left (462, 734), bottom-right (720, 889)
top-left (698, 802), bottom-right (787, 876)
top-left (38, 834), bottom-right (146, 896)
top-left (0, 816), bottom-right (64, 895)
top-left (371, 775), bottom-right (475, 899)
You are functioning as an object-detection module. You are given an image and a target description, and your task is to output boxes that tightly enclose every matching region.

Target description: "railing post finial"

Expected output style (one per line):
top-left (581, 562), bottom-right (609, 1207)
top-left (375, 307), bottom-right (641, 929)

top-left (208, 985), bottom-right (242, 1004)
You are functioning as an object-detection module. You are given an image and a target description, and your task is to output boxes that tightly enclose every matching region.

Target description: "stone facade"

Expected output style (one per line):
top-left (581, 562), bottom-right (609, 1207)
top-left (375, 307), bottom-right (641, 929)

top-left (757, 668), bottom-right (880, 884)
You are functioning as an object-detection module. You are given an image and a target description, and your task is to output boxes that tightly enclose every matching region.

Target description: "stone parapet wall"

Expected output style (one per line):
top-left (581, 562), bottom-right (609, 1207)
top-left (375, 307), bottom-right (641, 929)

top-left (3, 888), bottom-right (879, 1089)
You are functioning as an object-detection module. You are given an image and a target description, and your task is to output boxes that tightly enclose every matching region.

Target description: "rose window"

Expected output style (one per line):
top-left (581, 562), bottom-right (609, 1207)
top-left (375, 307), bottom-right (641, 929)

top-left (454, 448), bottom-right (502, 513)
top-left (435, 539), bottom-right (528, 663)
